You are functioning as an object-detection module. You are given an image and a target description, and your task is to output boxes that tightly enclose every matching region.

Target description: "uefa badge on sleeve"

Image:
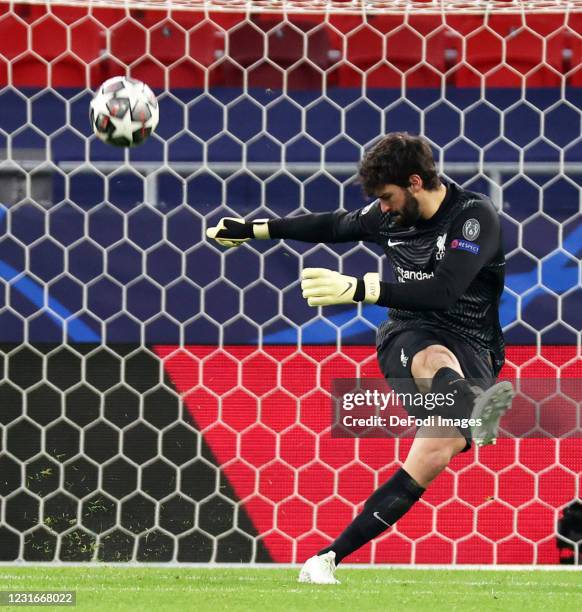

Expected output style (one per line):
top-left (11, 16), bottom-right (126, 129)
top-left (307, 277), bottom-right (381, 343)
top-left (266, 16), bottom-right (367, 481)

top-left (462, 218), bottom-right (480, 241)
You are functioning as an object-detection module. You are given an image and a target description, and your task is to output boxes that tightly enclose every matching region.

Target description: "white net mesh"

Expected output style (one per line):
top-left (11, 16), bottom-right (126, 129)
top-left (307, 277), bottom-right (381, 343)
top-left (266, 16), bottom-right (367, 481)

top-left (8, 1), bottom-right (582, 14)
top-left (0, 0), bottom-right (581, 564)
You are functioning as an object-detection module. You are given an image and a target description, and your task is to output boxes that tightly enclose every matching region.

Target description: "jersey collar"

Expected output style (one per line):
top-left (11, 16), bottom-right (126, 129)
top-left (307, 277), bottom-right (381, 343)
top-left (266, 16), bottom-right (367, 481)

top-left (415, 177), bottom-right (456, 229)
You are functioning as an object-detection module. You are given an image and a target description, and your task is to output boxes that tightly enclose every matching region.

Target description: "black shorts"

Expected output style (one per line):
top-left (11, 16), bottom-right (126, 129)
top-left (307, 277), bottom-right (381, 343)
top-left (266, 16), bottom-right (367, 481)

top-left (377, 327), bottom-right (495, 383)
top-left (377, 328), bottom-right (496, 450)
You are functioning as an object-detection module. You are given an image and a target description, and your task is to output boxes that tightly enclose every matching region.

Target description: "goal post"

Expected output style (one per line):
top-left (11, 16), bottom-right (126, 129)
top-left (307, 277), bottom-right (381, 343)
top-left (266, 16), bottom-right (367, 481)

top-left (0, 0), bottom-right (581, 565)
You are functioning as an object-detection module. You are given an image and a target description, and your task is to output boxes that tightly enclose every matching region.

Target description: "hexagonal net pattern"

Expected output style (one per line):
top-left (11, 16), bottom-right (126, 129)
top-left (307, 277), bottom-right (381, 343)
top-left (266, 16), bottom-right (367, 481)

top-left (0, 1), bottom-right (581, 565)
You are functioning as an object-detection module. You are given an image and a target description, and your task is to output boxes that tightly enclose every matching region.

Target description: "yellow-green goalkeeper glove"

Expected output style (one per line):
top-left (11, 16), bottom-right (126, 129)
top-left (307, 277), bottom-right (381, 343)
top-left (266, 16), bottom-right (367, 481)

top-left (301, 268), bottom-right (381, 307)
top-left (206, 217), bottom-right (270, 248)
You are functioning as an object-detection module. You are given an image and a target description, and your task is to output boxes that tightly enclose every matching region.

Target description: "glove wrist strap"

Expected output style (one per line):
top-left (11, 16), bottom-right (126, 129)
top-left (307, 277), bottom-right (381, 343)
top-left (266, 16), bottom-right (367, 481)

top-left (363, 272), bottom-right (380, 304)
top-left (353, 279), bottom-right (366, 302)
top-left (252, 220), bottom-right (270, 240)
top-left (352, 273), bottom-right (380, 303)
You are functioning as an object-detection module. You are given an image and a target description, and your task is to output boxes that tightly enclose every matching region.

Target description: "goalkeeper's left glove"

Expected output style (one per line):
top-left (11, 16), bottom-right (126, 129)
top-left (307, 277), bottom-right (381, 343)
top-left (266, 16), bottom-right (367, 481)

top-left (300, 268), bottom-right (381, 307)
top-left (206, 217), bottom-right (270, 248)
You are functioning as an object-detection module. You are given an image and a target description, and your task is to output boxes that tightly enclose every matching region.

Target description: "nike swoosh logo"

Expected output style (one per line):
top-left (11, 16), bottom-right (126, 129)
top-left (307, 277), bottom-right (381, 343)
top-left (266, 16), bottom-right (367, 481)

top-left (338, 281), bottom-right (354, 297)
top-left (373, 511), bottom-right (390, 527)
top-left (388, 240), bottom-right (405, 247)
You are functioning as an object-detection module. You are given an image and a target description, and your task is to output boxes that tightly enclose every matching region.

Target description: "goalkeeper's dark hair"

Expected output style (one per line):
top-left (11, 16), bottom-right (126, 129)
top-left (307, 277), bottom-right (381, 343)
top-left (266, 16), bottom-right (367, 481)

top-left (358, 132), bottom-right (440, 195)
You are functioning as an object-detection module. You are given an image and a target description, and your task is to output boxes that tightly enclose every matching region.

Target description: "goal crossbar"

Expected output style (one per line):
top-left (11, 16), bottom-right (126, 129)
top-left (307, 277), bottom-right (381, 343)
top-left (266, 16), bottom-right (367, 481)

top-left (4, 0), bottom-right (582, 15)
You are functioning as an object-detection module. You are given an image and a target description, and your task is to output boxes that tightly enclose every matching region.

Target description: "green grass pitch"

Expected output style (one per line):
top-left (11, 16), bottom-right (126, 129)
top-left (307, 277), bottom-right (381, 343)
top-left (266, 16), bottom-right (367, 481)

top-left (2, 566), bottom-right (581, 611)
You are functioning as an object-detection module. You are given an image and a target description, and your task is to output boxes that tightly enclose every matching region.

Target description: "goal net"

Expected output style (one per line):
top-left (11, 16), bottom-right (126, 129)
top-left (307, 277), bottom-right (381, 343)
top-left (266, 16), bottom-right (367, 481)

top-left (0, 0), bottom-right (581, 565)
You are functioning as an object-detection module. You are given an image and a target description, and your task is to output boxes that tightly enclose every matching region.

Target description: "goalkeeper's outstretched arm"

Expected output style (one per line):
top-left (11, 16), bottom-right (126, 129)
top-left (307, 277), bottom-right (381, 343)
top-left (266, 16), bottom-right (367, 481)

top-left (206, 205), bottom-right (382, 248)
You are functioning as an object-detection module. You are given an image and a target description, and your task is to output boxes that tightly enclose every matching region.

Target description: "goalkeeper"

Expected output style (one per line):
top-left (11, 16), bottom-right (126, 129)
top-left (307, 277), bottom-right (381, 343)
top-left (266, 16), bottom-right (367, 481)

top-left (206, 132), bottom-right (514, 584)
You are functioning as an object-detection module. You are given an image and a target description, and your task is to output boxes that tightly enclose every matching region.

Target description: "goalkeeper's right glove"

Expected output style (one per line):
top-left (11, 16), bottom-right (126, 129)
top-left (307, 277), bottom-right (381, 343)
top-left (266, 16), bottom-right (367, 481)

top-left (205, 217), bottom-right (270, 248)
top-left (301, 268), bottom-right (381, 306)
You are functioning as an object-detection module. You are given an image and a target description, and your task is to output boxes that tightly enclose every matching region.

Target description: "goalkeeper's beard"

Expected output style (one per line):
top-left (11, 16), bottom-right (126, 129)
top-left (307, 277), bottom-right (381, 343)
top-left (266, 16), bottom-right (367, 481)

top-left (393, 190), bottom-right (421, 227)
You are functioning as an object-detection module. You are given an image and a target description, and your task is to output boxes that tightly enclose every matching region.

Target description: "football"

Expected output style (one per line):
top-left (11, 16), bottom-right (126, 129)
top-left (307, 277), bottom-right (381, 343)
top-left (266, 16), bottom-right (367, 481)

top-left (90, 76), bottom-right (159, 147)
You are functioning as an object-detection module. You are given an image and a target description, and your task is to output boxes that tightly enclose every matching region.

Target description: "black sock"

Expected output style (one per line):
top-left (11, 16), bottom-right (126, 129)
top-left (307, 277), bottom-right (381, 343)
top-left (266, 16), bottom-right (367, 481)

top-left (430, 366), bottom-right (477, 420)
top-left (317, 468), bottom-right (425, 564)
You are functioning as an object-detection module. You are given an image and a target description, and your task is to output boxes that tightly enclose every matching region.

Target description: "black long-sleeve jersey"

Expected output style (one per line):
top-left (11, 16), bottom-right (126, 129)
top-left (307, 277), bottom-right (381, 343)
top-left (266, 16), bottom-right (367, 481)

top-left (269, 179), bottom-right (506, 376)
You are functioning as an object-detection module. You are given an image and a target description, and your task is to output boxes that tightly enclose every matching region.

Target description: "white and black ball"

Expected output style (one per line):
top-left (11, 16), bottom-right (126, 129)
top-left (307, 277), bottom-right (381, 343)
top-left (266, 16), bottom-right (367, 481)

top-left (90, 76), bottom-right (159, 147)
